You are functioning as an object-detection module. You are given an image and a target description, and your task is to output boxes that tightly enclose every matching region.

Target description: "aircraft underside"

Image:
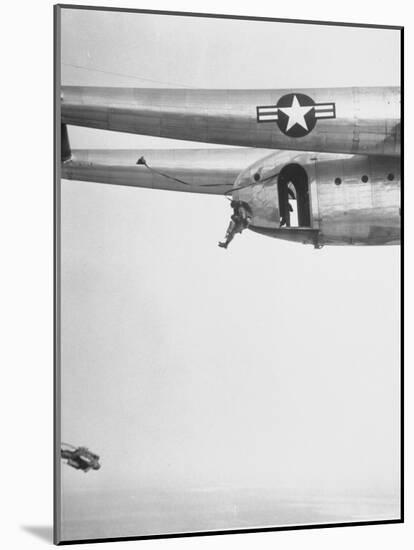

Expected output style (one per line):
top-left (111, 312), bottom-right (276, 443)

top-left (61, 138), bottom-right (400, 248)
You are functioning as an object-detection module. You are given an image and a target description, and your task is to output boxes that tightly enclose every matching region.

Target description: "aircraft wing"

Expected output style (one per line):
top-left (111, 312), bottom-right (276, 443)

top-left (61, 146), bottom-right (273, 195)
top-left (61, 86), bottom-right (400, 157)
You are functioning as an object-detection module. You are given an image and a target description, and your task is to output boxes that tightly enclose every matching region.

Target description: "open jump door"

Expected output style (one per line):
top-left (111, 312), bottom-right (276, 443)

top-left (276, 162), bottom-right (322, 248)
top-left (277, 164), bottom-right (312, 228)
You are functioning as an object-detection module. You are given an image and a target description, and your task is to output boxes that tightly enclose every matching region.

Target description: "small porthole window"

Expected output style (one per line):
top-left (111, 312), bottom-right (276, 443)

top-left (387, 173), bottom-right (395, 181)
top-left (361, 175), bottom-right (369, 183)
top-left (334, 177), bottom-right (342, 185)
top-left (253, 172), bottom-right (261, 182)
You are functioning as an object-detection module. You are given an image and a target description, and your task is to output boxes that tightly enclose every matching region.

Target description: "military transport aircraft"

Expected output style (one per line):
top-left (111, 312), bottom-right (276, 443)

top-left (60, 86), bottom-right (401, 248)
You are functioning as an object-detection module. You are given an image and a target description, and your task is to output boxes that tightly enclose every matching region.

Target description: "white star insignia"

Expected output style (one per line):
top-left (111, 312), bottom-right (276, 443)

top-left (279, 95), bottom-right (313, 132)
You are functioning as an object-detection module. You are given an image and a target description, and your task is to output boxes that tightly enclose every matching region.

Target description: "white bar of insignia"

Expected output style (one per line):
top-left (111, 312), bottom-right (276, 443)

top-left (314, 103), bottom-right (334, 110)
top-left (315, 111), bottom-right (335, 118)
top-left (259, 114), bottom-right (278, 120)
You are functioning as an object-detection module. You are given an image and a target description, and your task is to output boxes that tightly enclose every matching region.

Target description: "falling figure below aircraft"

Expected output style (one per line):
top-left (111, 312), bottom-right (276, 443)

top-left (61, 443), bottom-right (101, 473)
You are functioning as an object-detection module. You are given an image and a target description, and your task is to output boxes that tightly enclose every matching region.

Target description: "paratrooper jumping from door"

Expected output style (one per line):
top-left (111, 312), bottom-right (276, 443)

top-left (219, 200), bottom-right (252, 249)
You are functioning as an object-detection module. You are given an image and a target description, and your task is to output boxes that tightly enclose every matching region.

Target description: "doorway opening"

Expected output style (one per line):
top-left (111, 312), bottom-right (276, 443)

top-left (277, 164), bottom-right (311, 228)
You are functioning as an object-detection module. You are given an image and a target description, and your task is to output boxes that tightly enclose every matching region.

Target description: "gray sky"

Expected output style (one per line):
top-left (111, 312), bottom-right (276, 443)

top-left (60, 9), bottom-right (400, 499)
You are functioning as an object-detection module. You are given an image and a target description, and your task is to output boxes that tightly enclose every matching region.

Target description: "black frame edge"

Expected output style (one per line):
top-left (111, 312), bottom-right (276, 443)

top-left (58, 519), bottom-right (403, 545)
top-left (399, 25), bottom-right (404, 524)
top-left (53, 3), bottom-right (62, 546)
top-left (55, 3), bottom-right (403, 31)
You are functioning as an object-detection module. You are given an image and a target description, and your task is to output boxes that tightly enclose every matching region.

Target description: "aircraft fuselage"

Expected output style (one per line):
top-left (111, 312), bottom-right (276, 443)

top-left (234, 151), bottom-right (400, 246)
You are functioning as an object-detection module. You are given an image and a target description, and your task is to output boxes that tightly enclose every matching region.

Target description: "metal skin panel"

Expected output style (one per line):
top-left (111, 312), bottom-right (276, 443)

top-left (232, 151), bottom-right (282, 228)
top-left (61, 86), bottom-right (400, 157)
top-left (61, 148), bottom-right (272, 195)
top-left (315, 154), bottom-right (400, 245)
top-left (232, 151), bottom-right (400, 246)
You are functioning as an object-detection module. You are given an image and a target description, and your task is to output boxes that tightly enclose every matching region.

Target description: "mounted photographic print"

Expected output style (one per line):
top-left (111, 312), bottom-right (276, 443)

top-left (54, 5), bottom-right (403, 544)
